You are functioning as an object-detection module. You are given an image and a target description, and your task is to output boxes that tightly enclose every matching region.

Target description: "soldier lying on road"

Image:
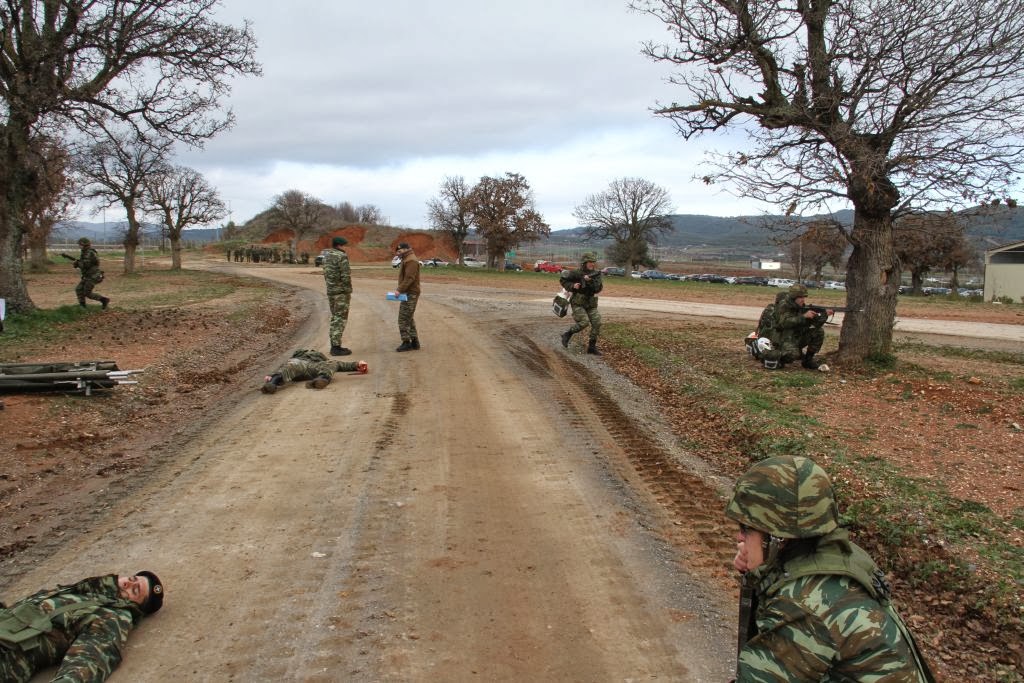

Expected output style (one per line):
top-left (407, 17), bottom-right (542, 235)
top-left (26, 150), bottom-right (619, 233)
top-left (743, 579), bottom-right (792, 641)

top-left (262, 348), bottom-right (368, 393)
top-left (1, 571), bottom-right (163, 682)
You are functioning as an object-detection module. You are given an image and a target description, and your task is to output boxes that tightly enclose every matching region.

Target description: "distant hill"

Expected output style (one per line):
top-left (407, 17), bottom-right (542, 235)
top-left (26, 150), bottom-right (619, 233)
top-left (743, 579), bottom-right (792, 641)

top-left (53, 221), bottom-right (220, 244)
top-left (548, 205), bottom-right (1023, 254)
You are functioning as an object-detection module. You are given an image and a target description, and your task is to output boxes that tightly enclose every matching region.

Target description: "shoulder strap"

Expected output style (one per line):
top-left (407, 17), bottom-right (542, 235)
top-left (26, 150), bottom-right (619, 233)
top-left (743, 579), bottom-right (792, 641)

top-left (0, 598), bottom-right (106, 649)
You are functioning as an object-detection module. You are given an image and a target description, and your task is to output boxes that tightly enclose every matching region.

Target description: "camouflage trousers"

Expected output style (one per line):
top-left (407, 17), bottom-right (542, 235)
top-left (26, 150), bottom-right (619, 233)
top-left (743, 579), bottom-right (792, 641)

top-left (277, 358), bottom-right (357, 383)
top-left (569, 302), bottom-right (601, 342)
top-left (764, 326), bottom-right (825, 364)
top-left (1, 626), bottom-right (125, 682)
top-left (398, 293), bottom-right (419, 342)
top-left (327, 292), bottom-right (351, 346)
top-left (75, 276), bottom-right (104, 303)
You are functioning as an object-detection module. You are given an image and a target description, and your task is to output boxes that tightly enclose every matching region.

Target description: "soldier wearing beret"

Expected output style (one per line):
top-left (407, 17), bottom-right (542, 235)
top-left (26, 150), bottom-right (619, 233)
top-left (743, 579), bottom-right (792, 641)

top-left (727, 456), bottom-right (935, 682)
top-left (323, 235), bottom-right (353, 356)
top-left (1, 571), bottom-right (163, 682)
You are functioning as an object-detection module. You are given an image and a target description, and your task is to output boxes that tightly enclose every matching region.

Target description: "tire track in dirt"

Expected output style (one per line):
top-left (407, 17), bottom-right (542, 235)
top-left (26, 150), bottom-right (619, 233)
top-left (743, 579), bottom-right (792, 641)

top-left (502, 325), bottom-right (737, 585)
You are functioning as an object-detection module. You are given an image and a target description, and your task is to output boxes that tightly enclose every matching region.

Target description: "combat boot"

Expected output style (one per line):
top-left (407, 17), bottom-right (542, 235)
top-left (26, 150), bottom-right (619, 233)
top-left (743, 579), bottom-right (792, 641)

top-left (396, 340), bottom-right (413, 352)
top-left (330, 345), bottom-right (352, 356)
top-left (261, 373), bottom-right (284, 394)
top-left (560, 329), bottom-right (574, 348)
top-left (78, 298), bottom-right (87, 308)
top-left (307, 374), bottom-right (331, 389)
top-left (801, 351), bottom-right (821, 370)
top-left (410, 338), bottom-right (420, 350)
top-left (587, 339), bottom-right (602, 356)
top-left (100, 297), bottom-right (110, 310)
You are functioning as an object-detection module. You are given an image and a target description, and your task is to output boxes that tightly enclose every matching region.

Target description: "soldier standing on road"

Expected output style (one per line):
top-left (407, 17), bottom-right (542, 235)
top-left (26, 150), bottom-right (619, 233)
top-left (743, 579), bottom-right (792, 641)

top-left (1, 571), bottom-right (163, 682)
top-left (394, 242), bottom-right (422, 352)
top-left (261, 348), bottom-right (368, 393)
top-left (559, 252), bottom-right (604, 355)
top-left (72, 237), bottom-right (110, 310)
top-left (727, 455), bottom-right (935, 682)
top-left (760, 283), bottom-right (830, 370)
top-left (323, 235), bottom-right (353, 356)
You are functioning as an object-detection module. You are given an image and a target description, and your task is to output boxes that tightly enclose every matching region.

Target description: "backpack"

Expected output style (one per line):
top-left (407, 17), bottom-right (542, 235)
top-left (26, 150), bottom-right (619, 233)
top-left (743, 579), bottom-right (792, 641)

top-left (552, 288), bottom-right (570, 317)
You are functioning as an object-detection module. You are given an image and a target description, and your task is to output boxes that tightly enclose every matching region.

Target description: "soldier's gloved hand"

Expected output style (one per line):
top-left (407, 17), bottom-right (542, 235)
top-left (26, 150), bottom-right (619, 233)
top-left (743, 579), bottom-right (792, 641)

top-left (356, 361), bottom-right (368, 374)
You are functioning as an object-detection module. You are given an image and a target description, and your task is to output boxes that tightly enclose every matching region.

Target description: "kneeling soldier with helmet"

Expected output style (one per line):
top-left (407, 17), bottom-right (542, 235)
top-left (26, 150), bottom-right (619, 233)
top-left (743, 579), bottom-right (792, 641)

top-left (759, 283), bottom-right (830, 370)
top-left (261, 348), bottom-right (368, 393)
top-left (727, 455), bottom-right (935, 681)
top-left (1, 571), bottom-right (163, 682)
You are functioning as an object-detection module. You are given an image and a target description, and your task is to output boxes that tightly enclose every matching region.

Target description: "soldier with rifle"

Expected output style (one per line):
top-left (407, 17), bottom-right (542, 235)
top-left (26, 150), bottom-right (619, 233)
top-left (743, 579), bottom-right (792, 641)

top-left (758, 284), bottom-right (833, 370)
top-left (63, 237), bottom-right (110, 310)
top-left (727, 455), bottom-right (935, 682)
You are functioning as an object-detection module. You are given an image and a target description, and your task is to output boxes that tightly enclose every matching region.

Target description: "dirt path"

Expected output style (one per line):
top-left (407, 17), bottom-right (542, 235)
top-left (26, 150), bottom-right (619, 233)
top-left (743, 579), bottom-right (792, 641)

top-left (12, 263), bottom-right (738, 682)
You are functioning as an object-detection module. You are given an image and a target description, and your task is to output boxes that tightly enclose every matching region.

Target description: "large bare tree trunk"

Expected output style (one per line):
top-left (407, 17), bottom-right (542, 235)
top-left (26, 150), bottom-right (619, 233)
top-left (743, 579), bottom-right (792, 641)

top-left (0, 212), bottom-right (33, 313)
top-left (122, 206), bottom-right (142, 274)
top-left (170, 234), bottom-right (183, 270)
top-left (837, 212), bottom-right (900, 363)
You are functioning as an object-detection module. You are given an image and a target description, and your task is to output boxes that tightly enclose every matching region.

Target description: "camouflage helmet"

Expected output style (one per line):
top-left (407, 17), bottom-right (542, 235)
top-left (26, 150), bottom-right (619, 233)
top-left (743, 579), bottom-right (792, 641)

top-left (788, 283), bottom-right (809, 297)
top-left (725, 455), bottom-right (840, 539)
top-left (581, 252), bottom-right (598, 264)
top-left (77, 237), bottom-right (91, 246)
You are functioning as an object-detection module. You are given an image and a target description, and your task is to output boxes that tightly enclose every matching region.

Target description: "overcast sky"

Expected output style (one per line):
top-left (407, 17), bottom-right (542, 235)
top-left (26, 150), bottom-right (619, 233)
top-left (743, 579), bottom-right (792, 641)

top-left (128, 1), bottom-right (786, 230)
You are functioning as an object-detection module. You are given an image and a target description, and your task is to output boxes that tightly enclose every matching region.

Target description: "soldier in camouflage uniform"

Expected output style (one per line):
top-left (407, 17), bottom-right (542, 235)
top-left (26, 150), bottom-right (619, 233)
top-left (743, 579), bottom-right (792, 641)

top-left (72, 237), bottom-right (110, 310)
top-left (559, 253), bottom-right (604, 355)
top-left (726, 455), bottom-right (935, 682)
top-left (261, 348), bottom-right (368, 393)
top-left (1, 571), bottom-right (163, 682)
top-left (323, 236), bottom-right (353, 356)
top-left (760, 283), bottom-right (830, 370)
top-left (394, 243), bottom-right (422, 352)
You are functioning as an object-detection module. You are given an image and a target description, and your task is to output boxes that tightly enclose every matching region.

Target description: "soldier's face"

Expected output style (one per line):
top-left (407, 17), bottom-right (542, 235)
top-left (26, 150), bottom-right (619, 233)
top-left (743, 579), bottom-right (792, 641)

top-left (118, 575), bottom-right (152, 605)
top-left (734, 525), bottom-right (766, 573)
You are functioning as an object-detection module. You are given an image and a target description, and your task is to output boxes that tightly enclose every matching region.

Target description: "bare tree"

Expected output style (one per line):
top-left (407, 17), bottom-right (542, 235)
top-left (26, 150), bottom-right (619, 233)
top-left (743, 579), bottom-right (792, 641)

top-left (357, 204), bottom-right (386, 225)
top-left (894, 212), bottom-right (967, 294)
top-left (0, 1), bottom-right (260, 313)
top-left (145, 166), bottom-right (227, 270)
top-left (75, 136), bottom-right (173, 274)
top-left (22, 137), bottom-right (76, 271)
top-left (631, 0), bottom-right (1024, 362)
top-left (572, 177), bottom-right (674, 274)
top-left (468, 173), bottom-right (550, 269)
top-left (268, 190), bottom-right (330, 256)
top-left (427, 176), bottom-right (474, 264)
top-left (785, 220), bottom-right (848, 284)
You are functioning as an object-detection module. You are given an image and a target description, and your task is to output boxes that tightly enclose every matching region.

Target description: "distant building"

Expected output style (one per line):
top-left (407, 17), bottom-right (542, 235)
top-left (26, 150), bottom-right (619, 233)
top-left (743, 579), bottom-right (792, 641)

top-left (750, 258), bottom-right (782, 270)
top-left (984, 240), bottom-right (1024, 303)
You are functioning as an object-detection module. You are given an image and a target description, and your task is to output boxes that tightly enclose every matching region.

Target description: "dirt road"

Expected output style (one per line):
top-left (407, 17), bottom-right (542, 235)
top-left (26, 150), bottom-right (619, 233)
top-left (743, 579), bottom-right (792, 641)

top-left (12, 263), bottom-right (739, 682)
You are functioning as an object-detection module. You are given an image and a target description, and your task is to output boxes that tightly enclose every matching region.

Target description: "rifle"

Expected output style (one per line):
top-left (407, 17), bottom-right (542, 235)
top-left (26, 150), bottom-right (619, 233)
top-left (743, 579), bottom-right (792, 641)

top-left (736, 572), bottom-right (758, 664)
top-left (60, 253), bottom-right (79, 267)
top-left (798, 304), bottom-right (862, 324)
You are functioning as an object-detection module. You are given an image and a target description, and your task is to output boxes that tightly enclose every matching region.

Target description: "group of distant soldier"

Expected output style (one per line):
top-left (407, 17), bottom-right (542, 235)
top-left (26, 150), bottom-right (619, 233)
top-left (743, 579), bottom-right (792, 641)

top-left (225, 245), bottom-right (308, 264)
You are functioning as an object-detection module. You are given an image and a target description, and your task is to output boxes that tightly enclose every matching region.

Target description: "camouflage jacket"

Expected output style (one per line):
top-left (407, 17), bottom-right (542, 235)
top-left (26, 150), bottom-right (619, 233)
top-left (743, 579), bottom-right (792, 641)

top-left (0, 574), bottom-right (143, 682)
top-left (559, 268), bottom-right (603, 305)
top-left (77, 247), bottom-right (102, 280)
top-left (769, 294), bottom-right (824, 344)
top-left (322, 248), bottom-right (352, 295)
top-left (738, 530), bottom-right (933, 682)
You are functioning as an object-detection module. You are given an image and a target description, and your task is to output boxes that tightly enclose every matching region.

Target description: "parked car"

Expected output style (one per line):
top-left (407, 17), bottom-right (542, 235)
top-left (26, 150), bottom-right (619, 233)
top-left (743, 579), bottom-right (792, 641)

top-left (824, 281), bottom-right (847, 290)
top-left (640, 270), bottom-right (672, 280)
top-left (391, 255), bottom-right (403, 268)
top-left (694, 273), bottom-right (729, 283)
top-left (420, 257), bottom-right (449, 267)
top-left (504, 261), bottom-right (523, 271)
top-left (601, 267), bottom-right (626, 277)
top-left (735, 276), bottom-right (770, 286)
top-left (314, 249), bottom-right (332, 267)
top-left (533, 260), bottom-right (563, 273)
top-left (768, 277), bottom-right (796, 288)
top-left (462, 257), bottom-right (486, 268)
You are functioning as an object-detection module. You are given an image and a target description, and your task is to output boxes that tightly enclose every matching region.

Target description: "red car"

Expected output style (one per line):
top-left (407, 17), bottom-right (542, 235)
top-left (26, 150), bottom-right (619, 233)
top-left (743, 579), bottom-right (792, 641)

top-left (533, 260), bottom-right (564, 273)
